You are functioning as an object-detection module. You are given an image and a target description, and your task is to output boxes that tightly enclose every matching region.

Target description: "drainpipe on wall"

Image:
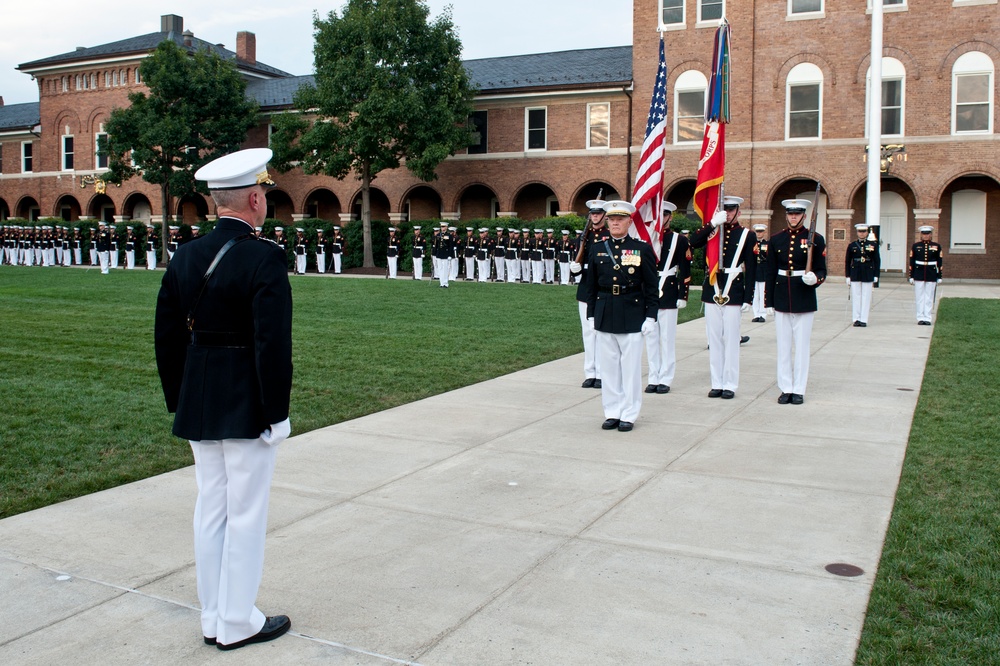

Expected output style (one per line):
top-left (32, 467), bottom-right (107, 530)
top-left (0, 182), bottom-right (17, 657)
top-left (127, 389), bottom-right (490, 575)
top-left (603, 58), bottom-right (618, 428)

top-left (624, 85), bottom-right (633, 196)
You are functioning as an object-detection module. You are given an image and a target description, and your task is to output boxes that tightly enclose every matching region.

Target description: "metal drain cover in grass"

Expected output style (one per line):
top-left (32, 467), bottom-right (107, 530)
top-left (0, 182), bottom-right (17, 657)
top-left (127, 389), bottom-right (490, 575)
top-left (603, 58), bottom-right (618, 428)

top-left (825, 563), bottom-right (865, 577)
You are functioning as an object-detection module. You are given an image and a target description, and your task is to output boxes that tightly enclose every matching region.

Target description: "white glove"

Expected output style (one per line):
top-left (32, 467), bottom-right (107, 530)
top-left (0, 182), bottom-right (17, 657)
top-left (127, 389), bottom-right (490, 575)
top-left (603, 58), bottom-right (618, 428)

top-left (676, 299), bottom-right (687, 309)
top-left (641, 317), bottom-right (657, 336)
top-left (741, 303), bottom-right (750, 313)
top-left (908, 278), bottom-right (914, 285)
top-left (710, 210), bottom-right (727, 228)
top-left (766, 307), bottom-right (774, 316)
top-left (802, 272), bottom-right (818, 286)
top-left (586, 317), bottom-right (595, 331)
top-left (937, 279), bottom-right (943, 284)
top-left (845, 277), bottom-right (851, 286)
top-left (261, 418), bottom-right (291, 447)
top-left (874, 277), bottom-right (879, 284)
top-left (569, 261), bottom-right (582, 274)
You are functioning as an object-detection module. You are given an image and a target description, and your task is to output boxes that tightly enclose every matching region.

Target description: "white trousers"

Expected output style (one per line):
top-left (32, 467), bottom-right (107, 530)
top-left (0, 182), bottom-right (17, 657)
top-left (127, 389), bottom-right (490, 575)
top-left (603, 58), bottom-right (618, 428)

top-left (146, 250), bottom-right (156, 270)
top-left (506, 258), bottom-right (519, 282)
top-left (90, 248), bottom-right (98, 266)
top-left (705, 304), bottom-right (743, 391)
top-left (332, 254), bottom-right (342, 274)
top-left (465, 257), bottom-right (475, 279)
top-left (295, 255), bottom-right (307, 274)
top-left (753, 281), bottom-right (766, 319)
top-left (597, 331), bottom-right (644, 423)
top-left (646, 308), bottom-right (678, 386)
top-left (126, 250), bottom-right (135, 270)
top-left (316, 252), bottom-right (326, 274)
top-left (494, 257), bottom-right (505, 281)
top-left (75, 248), bottom-right (83, 265)
top-left (914, 281), bottom-right (936, 322)
top-left (544, 259), bottom-right (555, 283)
top-left (411, 256), bottom-right (422, 280)
top-left (63, 249), bottom-right (72, 267)
top-left (189, 437), bottom-right (278, 645)
top-left (559, 262), bottom-right (570, 285)
top-left (110, 250), bottom-right (119, 269)
top-left (531, 260), bottom-right (543, 284)
top-left (477, 259), bottom-right (490, 282)
top-left (521, 259), bottom-right (531, 282)
top-left (450, 256), bottom-right (459, 280)
top-left (99, 250), bottom-right (109, 274)
top-left (439, 259), bottom-right (450, 287)
top-left (775, 311), bottom-right (814, 395)
top-left (578, 301), bottom-right (600, 380)
top-left (387, 256), bottom-right (397, 279)
top-left (851, 281), bottom-right (874, 323)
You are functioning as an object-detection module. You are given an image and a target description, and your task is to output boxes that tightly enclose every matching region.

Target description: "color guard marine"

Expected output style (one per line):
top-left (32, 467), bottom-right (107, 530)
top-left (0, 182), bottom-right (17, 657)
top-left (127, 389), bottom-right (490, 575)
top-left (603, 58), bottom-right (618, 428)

top-left (750, 223), bottom-right (770, 322)
top-left (645, 201), bottom-right (692, 395)
top-left (845, 223), bottom-right (880, 327)
top-left (909, 225), bottom-right (942, 326)
top-left (571, 199), bottom-right (611, 388)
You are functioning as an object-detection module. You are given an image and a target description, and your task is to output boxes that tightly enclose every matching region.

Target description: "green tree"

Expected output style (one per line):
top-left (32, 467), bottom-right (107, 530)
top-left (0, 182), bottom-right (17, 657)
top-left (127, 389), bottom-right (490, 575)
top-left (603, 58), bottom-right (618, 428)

top-left (269, 0), bottom-right (476, 268)
top-left (100, 40), bottom-right (259, 261)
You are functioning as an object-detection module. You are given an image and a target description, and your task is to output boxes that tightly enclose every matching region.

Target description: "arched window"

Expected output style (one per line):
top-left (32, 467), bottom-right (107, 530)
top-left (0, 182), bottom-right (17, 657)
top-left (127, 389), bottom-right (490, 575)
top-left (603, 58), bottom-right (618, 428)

top-left (866, 57), bottom-right (905, 137)
top-left (786, 62), bottom-right (823, 139)
top-left (674, 70), bottom-right (708, 143)
top-left (952, 51), bottom-right (994, 134)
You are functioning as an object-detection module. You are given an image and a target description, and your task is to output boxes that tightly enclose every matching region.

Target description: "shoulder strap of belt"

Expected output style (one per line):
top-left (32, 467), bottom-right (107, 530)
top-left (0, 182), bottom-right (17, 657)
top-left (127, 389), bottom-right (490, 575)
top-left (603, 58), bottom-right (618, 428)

top-left (186, 234), bottom-right (253, 332)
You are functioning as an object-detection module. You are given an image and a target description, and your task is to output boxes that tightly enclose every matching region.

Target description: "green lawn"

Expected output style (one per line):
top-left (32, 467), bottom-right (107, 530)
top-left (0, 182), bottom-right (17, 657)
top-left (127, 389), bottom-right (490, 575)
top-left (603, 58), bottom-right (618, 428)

top-left (0, 266), bottom-right (700, 518)
top-left (856, 298), bottom-right (1000, 665)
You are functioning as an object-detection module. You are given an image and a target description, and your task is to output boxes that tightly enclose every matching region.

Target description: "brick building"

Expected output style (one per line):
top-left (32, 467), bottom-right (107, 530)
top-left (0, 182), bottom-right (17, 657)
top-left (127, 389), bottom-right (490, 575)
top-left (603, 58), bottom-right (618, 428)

top-left (1, 3), bottom-right (998, 277)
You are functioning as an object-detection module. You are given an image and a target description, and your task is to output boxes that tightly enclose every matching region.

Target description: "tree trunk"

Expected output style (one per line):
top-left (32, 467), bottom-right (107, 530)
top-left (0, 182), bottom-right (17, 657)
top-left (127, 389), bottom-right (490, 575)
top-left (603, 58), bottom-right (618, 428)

top-left (160, 182), bottom-right (171, 266)
top-left (361, 158), bottom-right (374, 268)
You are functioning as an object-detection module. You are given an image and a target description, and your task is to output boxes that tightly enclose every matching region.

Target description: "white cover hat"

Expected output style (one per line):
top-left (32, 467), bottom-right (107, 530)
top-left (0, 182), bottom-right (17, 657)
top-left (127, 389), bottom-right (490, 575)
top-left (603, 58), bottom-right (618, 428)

top-left (603, 200), bottom-right (636, 217)
top-left (781, 199), bottom-right (812, 212)
top-left (195, 148), bottom-right (276, 190)
top-left (662, 201), bottom-right (677, 213)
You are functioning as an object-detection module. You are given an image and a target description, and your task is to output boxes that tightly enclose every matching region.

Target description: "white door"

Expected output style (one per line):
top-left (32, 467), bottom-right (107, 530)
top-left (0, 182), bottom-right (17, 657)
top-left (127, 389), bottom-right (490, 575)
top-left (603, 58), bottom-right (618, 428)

top-left (880, 192), bottom-right (907, 271)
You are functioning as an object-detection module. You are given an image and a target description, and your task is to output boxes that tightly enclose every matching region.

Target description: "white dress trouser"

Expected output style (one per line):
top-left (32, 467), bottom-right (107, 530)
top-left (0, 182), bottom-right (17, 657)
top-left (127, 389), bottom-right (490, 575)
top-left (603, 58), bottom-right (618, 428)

top-left (450, 256), bottom-right (459, 280)
top-left (99, 251), bottom-right (109, 274)
top-left (146, 250), bottom-right (156, 269)
top-left (851, 281), bottom-right (874, 323)
top-left (333, 254), bottom-right (342, 273)
top-left (914, 281), bottom-right (935, 322)
top-left (63, 249), bottom-right (72, 267)
top-left (316, 252), bottom-right (326, 274)
top-left (439, 259), bottom-right (450, 287)
top-left (189, 437), bottom-right (278, 645)
top-left (578, 301), bottom-right (600, 380)
top-left (387, 256), bottom-right (398, 278)
top-left (506, 258), bottom-right (519, 282)
top-left (705, 304), bottom-right (742, 391)
top-left (544, 259), bottom-right (555, 283)
top-left (494, 257), bottom-right (505, 281)
top-left (465, 257), bottom-right (475, 279)
top-left (412, 256), bottom-right (422, 280)
top-left (597, 331), bottom-right (644, 423)
top-left (531, 260), bottom-right (543, 283)
top-left (646, 308), bottom-right (678, 386)
top-left (477, 259), bottom-right (490, 282)
top-left (774, 311), bottom-right (814, 395)
top-left (559, 262), bottom-right (570, 285)
top-left (90, 248), bottom-right (98, 266)
top-left (753, 282), bottom-right (766, 319)
top-left (75, 249), bottom-right (83, 265)
top-left (521, 259), bottom-right (531, 282)
top-left (126, 250), bottom-right (135, 269)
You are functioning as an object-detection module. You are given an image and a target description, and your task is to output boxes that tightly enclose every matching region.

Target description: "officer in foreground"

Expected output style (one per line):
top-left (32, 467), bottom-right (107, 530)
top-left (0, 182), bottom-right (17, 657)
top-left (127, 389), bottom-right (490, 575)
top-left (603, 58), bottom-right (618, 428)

top-left (154, 148), bottom-right (293, 651)
top-left (585, 201), bottom-right (659, 432)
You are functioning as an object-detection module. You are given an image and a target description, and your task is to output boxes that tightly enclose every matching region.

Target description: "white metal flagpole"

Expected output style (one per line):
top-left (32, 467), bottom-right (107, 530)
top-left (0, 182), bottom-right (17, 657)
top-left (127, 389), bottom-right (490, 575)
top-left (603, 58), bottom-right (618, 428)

top-left (866, 1), bottom-right (884, 229)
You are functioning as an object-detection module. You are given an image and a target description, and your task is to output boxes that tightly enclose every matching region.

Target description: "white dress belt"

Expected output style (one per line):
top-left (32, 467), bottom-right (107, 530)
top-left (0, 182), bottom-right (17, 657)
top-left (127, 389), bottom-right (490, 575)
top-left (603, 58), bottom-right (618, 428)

top-left (778, 269), bottom-right (805, 277)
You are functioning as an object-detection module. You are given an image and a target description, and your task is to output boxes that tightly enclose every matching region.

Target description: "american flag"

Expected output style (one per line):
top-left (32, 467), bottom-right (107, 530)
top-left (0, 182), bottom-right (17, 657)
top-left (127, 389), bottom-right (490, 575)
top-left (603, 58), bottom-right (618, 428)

top-left (630, 38), bottom-right (668, 258)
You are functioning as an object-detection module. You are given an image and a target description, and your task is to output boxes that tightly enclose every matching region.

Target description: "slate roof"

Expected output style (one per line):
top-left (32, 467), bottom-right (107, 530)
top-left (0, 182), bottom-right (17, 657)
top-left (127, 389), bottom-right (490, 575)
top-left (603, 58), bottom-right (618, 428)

top-left (18, 31), bottom-right (291, 79)
top-left (247, 76), bottom-right (315, 108)
top-left (0, 102), bottom-right (40, 131)
top-left (465, 46), bottom-right (632, 92)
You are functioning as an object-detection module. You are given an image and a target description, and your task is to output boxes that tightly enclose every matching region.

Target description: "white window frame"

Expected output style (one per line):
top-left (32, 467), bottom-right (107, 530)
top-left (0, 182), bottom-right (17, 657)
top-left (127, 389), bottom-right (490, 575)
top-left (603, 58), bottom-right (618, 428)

top-left (950, 189), bottom-right (987, 250)
top-left (660, 0), bottom-right (685, 29)
top-left (468, 110), bottom-right (488, 154)
top-left (62, 135), bottom-right (75, 171)
top-left (525, 107), bottom-right (547, 151)
top-left (951, 51), bottom-right (994, 135)
top-left (698, 0), bottom-right (725, 24)
top-left (95, 131), bottom-right (108, 170)
top-left (788, 0), bottom-right (824, 18)
top-left (674, 70), bottom-right (708, 144)
top-left (785, 63), bottom-right (823, 140)
top-left (865, 58), bottom-right (906, 138)
top-left (21, 141), bottom-right (33, 173)
top-left (868, 0), bottom-right (907, 11)
top-left (587, 102), bottom-right (611, 149)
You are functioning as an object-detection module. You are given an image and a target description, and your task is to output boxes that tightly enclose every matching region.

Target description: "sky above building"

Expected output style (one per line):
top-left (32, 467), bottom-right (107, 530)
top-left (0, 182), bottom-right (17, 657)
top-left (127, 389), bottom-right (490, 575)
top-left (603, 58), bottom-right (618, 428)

top-left (0, 0), bottom-right (633, 106)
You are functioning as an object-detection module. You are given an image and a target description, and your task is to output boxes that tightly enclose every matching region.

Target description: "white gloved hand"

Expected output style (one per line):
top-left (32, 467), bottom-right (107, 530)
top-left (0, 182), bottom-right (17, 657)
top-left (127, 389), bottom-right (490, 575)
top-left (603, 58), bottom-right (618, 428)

top-left (741, 303), bottom-right (750, 313)
top-left (641, 317), bottom-right (657, 336)
top-left (711, 210), bottom-right (727, 228)
top-left (586, 317), bottom-right (595, 331)
top-left (802, 272), bottom-right (818, 286)
top-left (908, 278), bottom-right (914, 285)
top-left (261, 418), bottom-right (291, 447)
top-left (766, 307), bottom-right (774, 316)
top-left (569, 261), bottom-right (582, 274)
top-left (937, 279), bottom-right (943, 284)
top-left (874, 277), bottom-right (879, 284)
top-left (676, 299), bottom-right (687, 309)
top-left (845, 277), bottom-right (851, 286)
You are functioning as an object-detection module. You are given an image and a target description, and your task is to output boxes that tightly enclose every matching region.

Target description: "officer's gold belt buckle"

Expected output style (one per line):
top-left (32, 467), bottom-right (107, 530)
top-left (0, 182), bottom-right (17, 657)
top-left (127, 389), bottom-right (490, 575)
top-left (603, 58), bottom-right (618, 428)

top-left (612, 285), bottom-right (620, 295)
top-left (713, 294), bottom-right (730, 305)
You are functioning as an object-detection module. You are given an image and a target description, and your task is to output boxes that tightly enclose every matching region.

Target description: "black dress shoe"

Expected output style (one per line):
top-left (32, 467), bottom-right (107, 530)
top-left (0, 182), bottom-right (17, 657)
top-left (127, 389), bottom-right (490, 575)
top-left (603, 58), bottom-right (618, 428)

top-left (859, 322), bottom-right (867, 327)
top-left (777, 392), bottom-right (792, 404)
top-left (217, 615), bottom-right (291, 651)
top-left (707, 389), bottom-right (723, 398)
top-left (656, 384), bottom-right (670, 394)
top-left (740, 335), bottom-right (750, 344)
top-left (790, 394), bottom-right (804, 405)
top-left (593, 379), bottom-right (602, 389)
top-left (617, 421), bottom-right (634, 432)
top-left (853, 320), bottom-right (861, 327)
top-left (644, 384), bottom-right (658, 394)
top-left (204, 637), bottom-right (217, 646)
top-left (581, 377), bottom-right (596, 388)
top-left (751, 317), bottom-right (764, 323)
top-left (601, 418), bottom-right (620, 430)
top-left (721, 390), bottom-right (735, 399)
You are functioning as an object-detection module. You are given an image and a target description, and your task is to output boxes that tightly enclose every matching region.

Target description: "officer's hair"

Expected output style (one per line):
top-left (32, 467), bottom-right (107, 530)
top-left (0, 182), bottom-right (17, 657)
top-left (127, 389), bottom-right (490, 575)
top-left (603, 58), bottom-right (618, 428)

top-left (210, 187), bottom-right (253, 211)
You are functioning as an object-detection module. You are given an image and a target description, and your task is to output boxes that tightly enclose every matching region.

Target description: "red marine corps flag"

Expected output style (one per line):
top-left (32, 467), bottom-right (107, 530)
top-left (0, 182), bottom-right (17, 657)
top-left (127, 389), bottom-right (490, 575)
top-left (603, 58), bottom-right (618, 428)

top-left (629, 37), bottom-right (668, 258)
top-left (693, 19), bottom-right (732, 285)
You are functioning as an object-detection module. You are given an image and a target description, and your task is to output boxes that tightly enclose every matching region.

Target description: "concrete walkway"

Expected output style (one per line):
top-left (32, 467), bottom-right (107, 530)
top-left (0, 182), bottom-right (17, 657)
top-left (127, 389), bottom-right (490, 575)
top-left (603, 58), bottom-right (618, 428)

top-left (1, 280), bottom-right (995, 665)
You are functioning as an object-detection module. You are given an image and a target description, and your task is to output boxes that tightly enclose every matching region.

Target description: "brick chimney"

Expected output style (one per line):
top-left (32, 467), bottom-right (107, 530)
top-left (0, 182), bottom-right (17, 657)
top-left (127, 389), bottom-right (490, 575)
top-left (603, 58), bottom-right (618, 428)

top-left (237, 31), bottom-right (256, 65)
top-left (161, 14), bottom-right (183, 34)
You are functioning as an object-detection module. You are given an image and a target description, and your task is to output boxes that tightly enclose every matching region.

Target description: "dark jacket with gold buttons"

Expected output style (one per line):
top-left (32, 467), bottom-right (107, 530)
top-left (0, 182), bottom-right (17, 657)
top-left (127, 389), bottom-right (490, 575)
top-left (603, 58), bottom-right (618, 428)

top-left (908, 241), bottom-right (942, 282)
top-left (585, 234), bottom-right (659, 334)
top-left (754, 238), bottom-right (769, 282)
top-left (689, 223), bottom-right (756, 306)
top-left (655, 230), bottom-right (692, 309)
top-left (573, 226), bottom-right (610, 303)
top-left (765, 226), bottom-right (827, 313)
top-left (845, 239), bottom-right (880, 282)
